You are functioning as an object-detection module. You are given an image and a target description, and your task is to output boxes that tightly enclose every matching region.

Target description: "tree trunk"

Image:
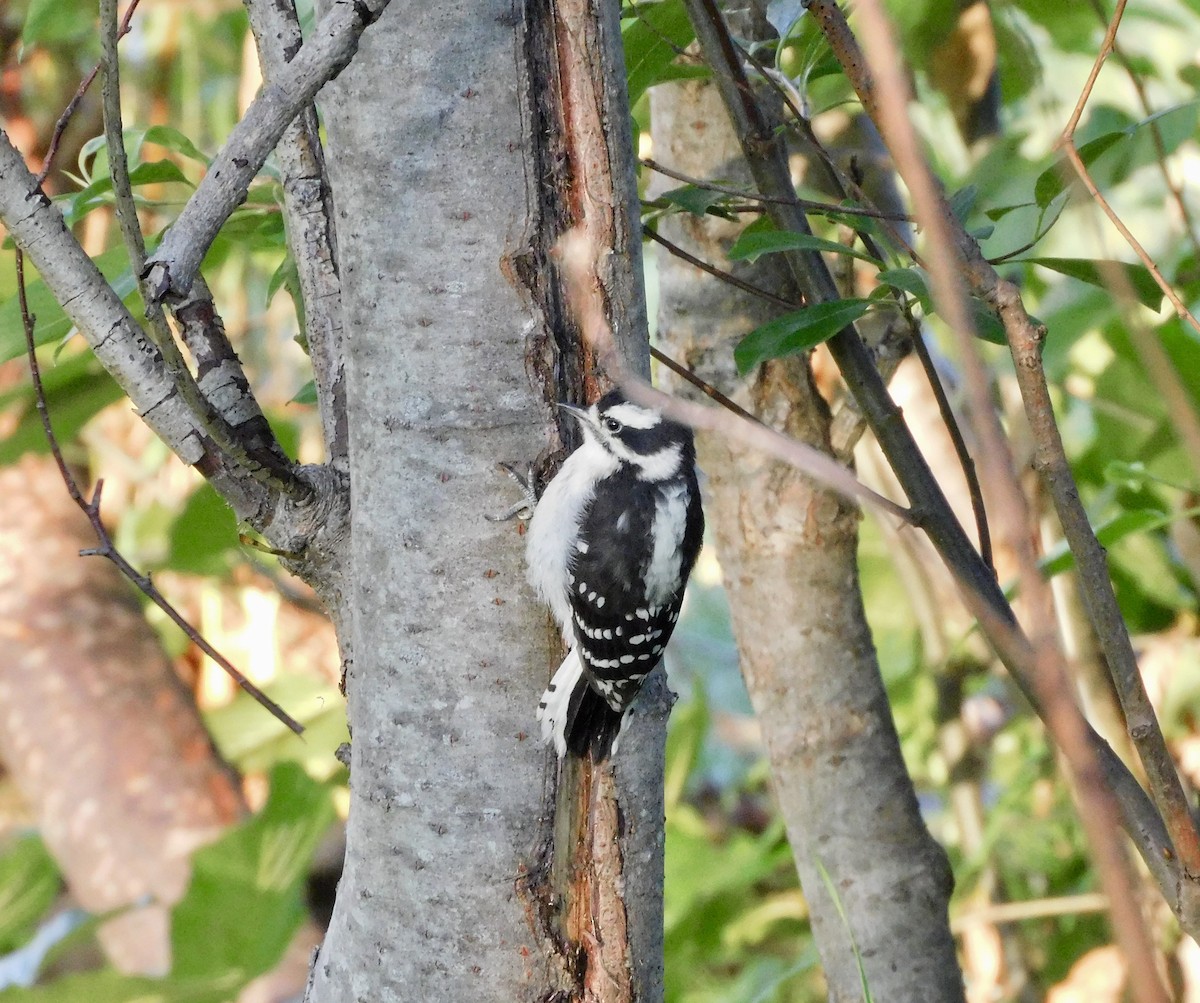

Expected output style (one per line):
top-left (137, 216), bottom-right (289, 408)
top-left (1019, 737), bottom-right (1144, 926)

top-left (651, 76), bottom-right (966, 1003)
top-left (0, 455), bottom-right (245, 976)
top-left (306, 2), bottom-right (663, 999)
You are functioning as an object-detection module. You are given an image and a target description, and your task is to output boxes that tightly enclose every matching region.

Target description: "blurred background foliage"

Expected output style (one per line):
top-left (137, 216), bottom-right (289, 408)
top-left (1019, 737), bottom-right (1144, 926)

top-left (0, 0), bottom-right (1199, 999)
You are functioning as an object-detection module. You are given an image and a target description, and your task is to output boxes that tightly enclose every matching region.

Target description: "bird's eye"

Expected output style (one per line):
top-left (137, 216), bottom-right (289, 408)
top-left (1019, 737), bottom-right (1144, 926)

top-left (603, 417), bottom-right (622, 433)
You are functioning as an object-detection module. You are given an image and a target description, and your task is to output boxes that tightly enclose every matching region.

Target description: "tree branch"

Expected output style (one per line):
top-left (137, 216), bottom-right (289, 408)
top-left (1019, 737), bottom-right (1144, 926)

top-left (15, 252), bottom-right (304, 735)
top-left (100, 0), bottom-right (311, 504)
top-left (684, 0), bottom-right (1191, 937)
top-left (0, 130), bottom-right (323, 540)
top-left (144, 0), bottom-right (391, 302)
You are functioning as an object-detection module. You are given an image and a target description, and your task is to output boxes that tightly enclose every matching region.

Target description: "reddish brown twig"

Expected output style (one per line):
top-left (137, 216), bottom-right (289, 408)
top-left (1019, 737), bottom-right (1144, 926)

top-left (15, 252), bottom-right (303, 735)
top-left (32, 0), bottom-right (143, 191)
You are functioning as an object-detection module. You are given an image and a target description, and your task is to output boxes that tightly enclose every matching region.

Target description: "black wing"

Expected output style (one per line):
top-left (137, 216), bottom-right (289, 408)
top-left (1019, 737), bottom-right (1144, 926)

top-left (568, 468), bottom-right (698, 713)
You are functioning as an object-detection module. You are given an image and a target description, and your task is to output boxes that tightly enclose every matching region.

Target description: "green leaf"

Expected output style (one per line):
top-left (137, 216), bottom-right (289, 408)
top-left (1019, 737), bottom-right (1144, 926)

top-left (623, 0), bottom-right (696, 104)
top-left (206, 676), bottom-right (349, 777)
top-left (970, 298), bottom-right (1008, 345)
top-left (1018, 257), bottom-right (1163, 311)
top-left (1040, 508), bottom-right (1188, 578)
top-left (163, 485), bottom-right (238, 575)
top-left (170, 763), bottom-right (335, 982)
top-left (0, 245), bottom-right (142, 365)
top-left (290, 380), bottom-right (319, 406)
top-left (656, 185), bottom-right (731, 217)
top-left (1035, 100), bottom-right (1200, 207)
top-left (63, 160), bottom-right (194, 226)
top-left (142, 125), bottom-right (212, 166)
top-left (875, 267), bottom-right (931, 306)
top-left (727, 229), bottom-right (882, 266)
top-left (734, 299), bottom-right (871, 373)
top-left (0, 836), bottom-right (60, 953)
top-left (664, 688), bottom-right (709, 813)
top-left (0, 352), bottom-right (125, 465)
top-left (0, 969), bottom-right (242, 1003)
top-left (948, 184), bottom-right (979, 223)
top-left (1034, 132), bottom-right (1123, 207)
top-left (21, 0), bottom-right (93, 49)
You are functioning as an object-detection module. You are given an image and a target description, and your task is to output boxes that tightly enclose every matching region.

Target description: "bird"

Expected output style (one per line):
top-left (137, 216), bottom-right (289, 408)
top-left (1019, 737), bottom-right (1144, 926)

top-left (524, 388), bottom-right (704, 760)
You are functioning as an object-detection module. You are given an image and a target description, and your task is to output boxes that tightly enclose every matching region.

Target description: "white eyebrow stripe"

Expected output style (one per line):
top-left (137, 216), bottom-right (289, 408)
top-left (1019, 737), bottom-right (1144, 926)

top-left (604, 403), bottom-right (661, 429)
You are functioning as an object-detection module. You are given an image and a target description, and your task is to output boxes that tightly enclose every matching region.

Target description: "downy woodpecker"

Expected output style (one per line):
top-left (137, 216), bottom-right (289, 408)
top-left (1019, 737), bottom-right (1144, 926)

top-left (526, 389), bottom-right (704, 759)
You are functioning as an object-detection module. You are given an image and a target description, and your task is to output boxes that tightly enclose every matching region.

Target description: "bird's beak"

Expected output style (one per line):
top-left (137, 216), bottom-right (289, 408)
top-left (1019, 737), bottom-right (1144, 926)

top-left (556, 401), bottom-right (592, 427)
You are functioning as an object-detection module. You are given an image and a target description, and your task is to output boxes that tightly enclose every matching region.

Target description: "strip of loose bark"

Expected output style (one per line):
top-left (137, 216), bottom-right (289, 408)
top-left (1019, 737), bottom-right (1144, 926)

top-left (511, 1), bottom-right (663, 998)
top-left (245, 0), bottom-right (349, 471)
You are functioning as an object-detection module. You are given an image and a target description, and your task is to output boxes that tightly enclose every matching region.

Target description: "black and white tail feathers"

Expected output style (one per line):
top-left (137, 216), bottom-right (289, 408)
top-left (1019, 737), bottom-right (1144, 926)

top-left (537, 650), bottom-right (625, 760)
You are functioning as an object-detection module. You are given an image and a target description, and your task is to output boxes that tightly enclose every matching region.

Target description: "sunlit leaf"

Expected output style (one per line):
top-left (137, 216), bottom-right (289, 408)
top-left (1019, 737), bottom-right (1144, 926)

top-left (143, 125), bottom-right (213, 166)
top-left (171, 763), bottom-right (335, 980)
top-left (0, 246), bottom-right (139, 365)
top-left (0, 351), bottom-right (125, 465)
top-left (0, 836), bottom-right (60, 954)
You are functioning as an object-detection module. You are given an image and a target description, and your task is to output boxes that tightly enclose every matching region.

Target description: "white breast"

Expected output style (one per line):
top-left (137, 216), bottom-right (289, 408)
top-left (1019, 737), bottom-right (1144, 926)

top-left (525, 439), bottom-right (617, 643)
top-left (643, 480), bottom-right (689, 606)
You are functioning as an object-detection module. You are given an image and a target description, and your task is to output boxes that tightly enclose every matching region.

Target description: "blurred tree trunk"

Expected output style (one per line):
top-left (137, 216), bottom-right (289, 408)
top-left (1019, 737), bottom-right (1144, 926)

top-left (0, 455), bottom-right (245, 975)
top-left (305, 2), bottom-right (664, 1000)
top-left (650, 74), bottom-right (966, 1002)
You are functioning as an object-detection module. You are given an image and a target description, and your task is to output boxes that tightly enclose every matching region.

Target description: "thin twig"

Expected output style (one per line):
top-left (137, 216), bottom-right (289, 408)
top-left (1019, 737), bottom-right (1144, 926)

top-left (644, 226), bottom-right (800, 309)
top-left (951, 892), bottom-right (1110, 933)
top-left (648, 345), bottom-right (761, 426)
top-left (1057, 0), bottom-right (1200, 340)
top-left (642, 157), bottom-right (910, 221)
top-left (16, 252), bottom-right (304, 735)
top-left (32, 0), bottom-right (143, 191)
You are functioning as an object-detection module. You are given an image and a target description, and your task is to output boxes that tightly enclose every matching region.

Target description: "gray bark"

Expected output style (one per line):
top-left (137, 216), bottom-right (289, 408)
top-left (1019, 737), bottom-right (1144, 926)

top-left (306, 2), bottom-right (663, 999)
top-left (651, 77), bottom-right (965, 1003)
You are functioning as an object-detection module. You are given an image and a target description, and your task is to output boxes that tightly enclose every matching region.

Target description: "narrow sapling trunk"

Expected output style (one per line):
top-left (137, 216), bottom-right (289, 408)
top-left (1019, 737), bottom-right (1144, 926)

top-left (651, 74), bottom-right (966, 1003)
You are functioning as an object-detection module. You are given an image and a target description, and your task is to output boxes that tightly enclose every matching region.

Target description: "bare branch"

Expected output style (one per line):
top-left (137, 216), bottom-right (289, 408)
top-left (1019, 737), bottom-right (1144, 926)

top-left (643, 226), bottom-right (799, 309)
top-left (144, 0), bottom-right (391, 302)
